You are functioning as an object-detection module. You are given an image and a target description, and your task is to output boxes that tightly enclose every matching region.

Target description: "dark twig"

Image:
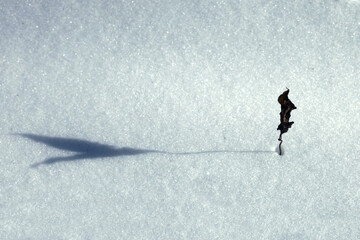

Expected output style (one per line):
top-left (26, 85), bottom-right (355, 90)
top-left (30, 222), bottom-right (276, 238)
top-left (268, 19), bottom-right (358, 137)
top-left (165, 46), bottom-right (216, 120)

top-left (278, 133), bottom-right (283, 155)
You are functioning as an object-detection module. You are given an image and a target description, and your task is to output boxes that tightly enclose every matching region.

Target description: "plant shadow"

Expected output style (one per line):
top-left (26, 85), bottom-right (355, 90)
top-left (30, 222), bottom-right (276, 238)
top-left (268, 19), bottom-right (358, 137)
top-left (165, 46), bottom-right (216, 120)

top-left (14, 133), bottom-right (275, 168)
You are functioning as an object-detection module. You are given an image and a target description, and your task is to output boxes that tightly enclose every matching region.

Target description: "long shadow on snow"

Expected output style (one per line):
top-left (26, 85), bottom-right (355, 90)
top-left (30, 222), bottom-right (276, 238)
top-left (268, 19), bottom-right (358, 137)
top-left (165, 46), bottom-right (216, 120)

top-left (15, 133), bottom-right (274, 168)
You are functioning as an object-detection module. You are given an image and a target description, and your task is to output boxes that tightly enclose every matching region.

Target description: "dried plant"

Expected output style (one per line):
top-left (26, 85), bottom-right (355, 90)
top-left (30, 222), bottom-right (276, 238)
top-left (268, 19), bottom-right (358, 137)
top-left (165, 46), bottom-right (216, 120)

top-left (277, 89), bottom-right (296, 155)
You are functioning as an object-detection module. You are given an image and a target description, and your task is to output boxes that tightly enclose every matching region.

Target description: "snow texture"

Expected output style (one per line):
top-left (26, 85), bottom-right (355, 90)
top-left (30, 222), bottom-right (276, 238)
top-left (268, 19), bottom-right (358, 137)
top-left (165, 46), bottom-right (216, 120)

top-left (1, 0), bottom-right (360, 239)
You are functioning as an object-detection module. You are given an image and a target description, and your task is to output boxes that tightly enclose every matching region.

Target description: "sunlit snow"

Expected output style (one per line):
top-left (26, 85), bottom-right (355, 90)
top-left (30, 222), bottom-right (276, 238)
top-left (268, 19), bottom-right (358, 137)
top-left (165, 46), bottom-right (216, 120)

top-left (1, 0), bottom-right (359, 239)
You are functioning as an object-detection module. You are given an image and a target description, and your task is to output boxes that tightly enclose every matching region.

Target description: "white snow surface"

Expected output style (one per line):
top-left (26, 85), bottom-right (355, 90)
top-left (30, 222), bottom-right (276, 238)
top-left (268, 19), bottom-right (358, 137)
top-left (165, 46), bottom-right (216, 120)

top-left (1, 0), bottom-right (360, 239)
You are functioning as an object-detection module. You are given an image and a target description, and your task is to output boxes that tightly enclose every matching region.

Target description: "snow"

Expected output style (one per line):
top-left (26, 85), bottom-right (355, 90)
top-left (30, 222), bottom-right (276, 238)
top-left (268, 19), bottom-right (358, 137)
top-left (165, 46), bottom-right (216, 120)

top-left (1, 0), bottom-right (360, 239)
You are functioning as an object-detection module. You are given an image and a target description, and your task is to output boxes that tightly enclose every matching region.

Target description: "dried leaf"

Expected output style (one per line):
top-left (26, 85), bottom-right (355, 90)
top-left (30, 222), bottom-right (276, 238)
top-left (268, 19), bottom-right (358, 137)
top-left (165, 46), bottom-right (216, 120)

top-left (277, 89), bottom-right (296, 155)
top-left (277, 89), bottom-right (296, 134)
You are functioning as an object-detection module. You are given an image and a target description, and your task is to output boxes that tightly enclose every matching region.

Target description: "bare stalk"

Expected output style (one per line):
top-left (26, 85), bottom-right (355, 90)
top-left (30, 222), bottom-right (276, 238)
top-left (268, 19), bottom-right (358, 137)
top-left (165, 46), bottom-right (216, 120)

top-left (278, 133), bottom-right (283, 155)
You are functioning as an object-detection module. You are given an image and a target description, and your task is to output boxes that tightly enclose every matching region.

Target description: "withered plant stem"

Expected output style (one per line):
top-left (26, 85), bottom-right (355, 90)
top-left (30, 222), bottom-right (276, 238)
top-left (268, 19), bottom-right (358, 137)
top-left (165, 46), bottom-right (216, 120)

top-left (278, 133), bottom-right (283, 155)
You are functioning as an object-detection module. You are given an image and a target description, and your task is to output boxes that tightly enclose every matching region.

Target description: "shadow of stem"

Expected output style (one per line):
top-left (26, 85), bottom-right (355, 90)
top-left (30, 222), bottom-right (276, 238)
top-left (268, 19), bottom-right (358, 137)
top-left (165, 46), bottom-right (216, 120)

top-left (14, 133), bottom-right (275, 168)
